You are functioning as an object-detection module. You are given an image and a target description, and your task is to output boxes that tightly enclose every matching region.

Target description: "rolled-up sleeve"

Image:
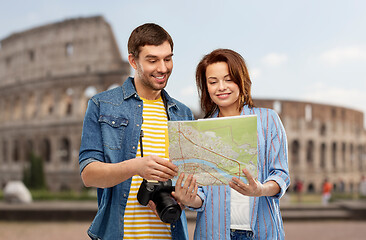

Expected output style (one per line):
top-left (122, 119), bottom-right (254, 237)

top-left (79, 98), bottom-right (105, 174)
top-left (264, 110), bottom-right (290, 199)
top-left (187, 186), bottom-right (206, 212)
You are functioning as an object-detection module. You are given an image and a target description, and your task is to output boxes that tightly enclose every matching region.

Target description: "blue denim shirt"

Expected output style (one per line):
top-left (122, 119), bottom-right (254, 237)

top-left (79, 77), bottom-right (194, 240)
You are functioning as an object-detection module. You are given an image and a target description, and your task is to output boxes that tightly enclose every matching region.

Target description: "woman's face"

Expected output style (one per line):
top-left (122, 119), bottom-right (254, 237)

top-left (206, 62), bottom-right (240, 113)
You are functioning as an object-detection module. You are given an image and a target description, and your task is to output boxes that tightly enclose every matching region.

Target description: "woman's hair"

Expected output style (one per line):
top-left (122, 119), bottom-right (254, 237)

top-left (128, 23), bottom-right (173, 58)
top-left (196, 48), bottom-right (254, 117)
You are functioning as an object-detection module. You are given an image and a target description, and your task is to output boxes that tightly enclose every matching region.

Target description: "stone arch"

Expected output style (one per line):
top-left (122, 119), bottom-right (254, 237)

top-left (41, 91), bottom-right (54, 117)
top-left (59, 88), bottom-right (73, 116)
top-left (65, 42), bottom-right (74, 56)
top-left (26, 93), bottom-right (36, 119)
top-left (0, 140), bottom-right (3, 163)
top-left (2, 140), bottom-right (7, 163)
top-left (4, 100), bottom-right (11, 121)
top-left (350, 143), bottom-right (354, 169)
top-left (13, 139), bottom-right (20, 162)
top-left (363, 145), bottom-right (366, 170)
top-left (291, 140), bottom-right (300, 167)
top-left (59, 137), bottom-right (71, 163)
top-left (13, 96), bottom-right (22, 120)
top-left (24, 139), bottom-right (33, 162)
top-left (0, 100), bottom-right (4, 122)
top-left (332, 142), bottom-right (337, 170)
top-left (342, 142), bottom-right (346, 171)
top-left (306, 140), bottom-right (314, 166)
top-left (320, 123), bottom-right (326, 136)
top-left (40, 138), bottom-right (51, 163)
top-left (320, 143), bottom-right (327, 170)
top-left (358, 145), bottom-right (363, 170)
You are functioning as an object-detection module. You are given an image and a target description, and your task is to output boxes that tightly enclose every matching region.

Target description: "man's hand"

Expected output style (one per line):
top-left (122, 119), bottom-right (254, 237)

top-left (229, 168), bottom-right (264, 197)
top-left (171, 173), bottom-right (202, 208)
top-left (135, 155), bottom-right (178, 182)
top-left (147, 200), bottom-right (159, 218)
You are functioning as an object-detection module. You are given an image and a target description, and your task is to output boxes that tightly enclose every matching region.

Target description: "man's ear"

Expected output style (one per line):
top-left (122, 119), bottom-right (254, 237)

top-left (128, 54), bottom-right (138, 70)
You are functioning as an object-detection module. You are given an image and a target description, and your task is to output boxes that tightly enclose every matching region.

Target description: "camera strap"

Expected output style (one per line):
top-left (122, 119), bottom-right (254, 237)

top-left (139, 129), bottom-right (144, 157)
top-left (139, 92), bottom-right (169, 157)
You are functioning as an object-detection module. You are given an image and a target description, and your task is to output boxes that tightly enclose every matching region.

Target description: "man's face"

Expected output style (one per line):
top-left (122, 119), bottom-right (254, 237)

top-left (130, 41), bottom-right (173, 96)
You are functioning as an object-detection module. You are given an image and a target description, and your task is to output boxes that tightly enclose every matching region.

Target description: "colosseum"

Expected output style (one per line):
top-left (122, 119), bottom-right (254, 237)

top-left (0, 16), bottom-right (130, 191)
top-left (0, 16), bottom-right (365, 193)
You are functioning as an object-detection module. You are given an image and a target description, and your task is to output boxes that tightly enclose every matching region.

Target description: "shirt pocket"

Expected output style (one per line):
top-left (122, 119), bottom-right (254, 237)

top-left (99, 115), bottom-right (129, 150)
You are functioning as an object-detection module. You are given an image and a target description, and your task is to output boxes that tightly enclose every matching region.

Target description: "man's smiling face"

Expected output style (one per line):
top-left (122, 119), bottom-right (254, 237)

top-left (130, 41), bottom-right (173, 99)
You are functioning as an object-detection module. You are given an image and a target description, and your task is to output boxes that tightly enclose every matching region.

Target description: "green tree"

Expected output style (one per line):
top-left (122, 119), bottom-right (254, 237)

top-left (23, 153), bottom-right (46, 190)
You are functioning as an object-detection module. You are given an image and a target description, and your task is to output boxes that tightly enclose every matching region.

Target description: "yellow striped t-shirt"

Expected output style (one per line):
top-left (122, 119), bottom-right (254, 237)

top-left (123, 97), bottom-right (172, 240)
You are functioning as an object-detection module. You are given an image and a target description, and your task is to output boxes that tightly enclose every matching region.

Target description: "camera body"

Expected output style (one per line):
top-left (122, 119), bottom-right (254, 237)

top-left (137, 179), bottom-right (182, 223)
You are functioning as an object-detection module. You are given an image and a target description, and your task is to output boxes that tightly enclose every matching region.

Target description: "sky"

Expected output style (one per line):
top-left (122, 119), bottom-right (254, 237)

top-left (1, 0), bottom-right (366, 122)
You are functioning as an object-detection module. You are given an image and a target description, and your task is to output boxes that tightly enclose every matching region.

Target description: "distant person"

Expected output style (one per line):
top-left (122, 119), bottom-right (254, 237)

top-left (338, 178), bottom-right (345, 193)
top-left (294, 178), bottom-right (304, 203)
top-left (79, 23), bottom-right (194, 239)
top-left (359, 175), bottom-right (366, 197)
top-left (322, 178), bottom-right (332, 206)
top-left (174, 49), bottom-right (290, 239)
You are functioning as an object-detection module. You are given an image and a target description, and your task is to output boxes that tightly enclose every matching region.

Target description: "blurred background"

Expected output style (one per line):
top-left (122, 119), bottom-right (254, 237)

top-left (0, 1), bottom-right (366, 239)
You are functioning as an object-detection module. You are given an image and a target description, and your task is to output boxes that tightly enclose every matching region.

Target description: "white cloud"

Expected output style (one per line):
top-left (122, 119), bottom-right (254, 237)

top-left (302, 83), bottom-right (366, 113)
top-left (319, 45), bottom-right (366, 65)
top-left (261, 53), bottom-right (288, 67)
top-left (249, 67), bottom-right (261, 79)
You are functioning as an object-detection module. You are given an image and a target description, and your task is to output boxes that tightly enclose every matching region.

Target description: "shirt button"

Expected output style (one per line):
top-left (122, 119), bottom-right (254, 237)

top-left (138, 104), bottom-right (141, 107)
top-left (136, 124), bottom-right (139, 127)
top-left (172, 224), bottom-right (175, 228)
top-left (123, 194), bottom-right (127, 197)
top-left (132, 146), bottom-right (135, 149)
top-left (112, 121), bottom-right (115, 124)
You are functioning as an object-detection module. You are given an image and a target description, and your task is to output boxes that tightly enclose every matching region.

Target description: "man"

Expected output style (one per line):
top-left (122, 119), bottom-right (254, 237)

top-left (79, 23), bottom-right (194, 240)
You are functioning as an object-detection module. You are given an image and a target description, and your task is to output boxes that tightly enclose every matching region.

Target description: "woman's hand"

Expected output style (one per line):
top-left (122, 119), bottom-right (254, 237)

top-left (229, 168), bottom-right (264, 197)
top-left (171, 173), bottom-right (202, 208)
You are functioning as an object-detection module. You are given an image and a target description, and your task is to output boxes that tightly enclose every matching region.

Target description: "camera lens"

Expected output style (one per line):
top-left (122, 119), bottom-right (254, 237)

top-left (154, 191), bottom-right (182, 223)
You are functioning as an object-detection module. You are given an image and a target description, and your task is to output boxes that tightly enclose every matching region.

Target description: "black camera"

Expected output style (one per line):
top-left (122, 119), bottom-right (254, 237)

top-left (137, 179), bottom-right (182, 223)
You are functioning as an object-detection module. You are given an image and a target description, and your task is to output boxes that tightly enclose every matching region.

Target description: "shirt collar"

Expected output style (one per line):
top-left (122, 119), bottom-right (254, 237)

top-left (121, 77), bottom-right (178, 110)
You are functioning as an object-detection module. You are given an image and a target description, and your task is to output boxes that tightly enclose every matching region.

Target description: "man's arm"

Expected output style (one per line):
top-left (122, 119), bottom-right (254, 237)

top-left (81, 155), bottom-right (179, 189)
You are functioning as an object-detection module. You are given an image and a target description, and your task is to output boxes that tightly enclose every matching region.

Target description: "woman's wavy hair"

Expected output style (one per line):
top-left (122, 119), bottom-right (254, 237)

top-left (196, 49), bottom-right (254, 117)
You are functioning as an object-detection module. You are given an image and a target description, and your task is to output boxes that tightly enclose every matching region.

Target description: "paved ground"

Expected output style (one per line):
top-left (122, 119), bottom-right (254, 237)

top-left (1, 199), bottom-right (365, 239)
top-left (1, 220), bottom-right (366, 240)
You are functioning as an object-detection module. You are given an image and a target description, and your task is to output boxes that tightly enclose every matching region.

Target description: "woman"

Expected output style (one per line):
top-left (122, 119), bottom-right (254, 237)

top-left (174, 49), bottom-right (290, 240)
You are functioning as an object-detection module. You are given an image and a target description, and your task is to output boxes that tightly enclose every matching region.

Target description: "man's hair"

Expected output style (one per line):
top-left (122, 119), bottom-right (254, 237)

top-left (196, 48), bottom-right (254, 117)
top-left (128, 23), bottom-right (174, 58)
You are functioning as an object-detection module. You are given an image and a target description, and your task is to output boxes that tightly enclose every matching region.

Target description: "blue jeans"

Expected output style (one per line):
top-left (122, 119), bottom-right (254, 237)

top-left (230, 229), bottom-right (254, 240)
